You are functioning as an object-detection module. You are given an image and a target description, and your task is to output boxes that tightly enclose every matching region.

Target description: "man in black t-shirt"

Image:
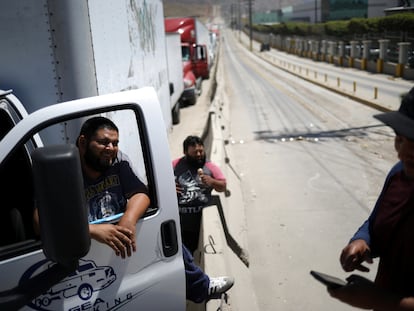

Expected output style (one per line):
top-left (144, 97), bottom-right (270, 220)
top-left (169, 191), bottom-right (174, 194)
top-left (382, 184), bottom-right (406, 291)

top-left (76, 116), bottom-right (150, 259)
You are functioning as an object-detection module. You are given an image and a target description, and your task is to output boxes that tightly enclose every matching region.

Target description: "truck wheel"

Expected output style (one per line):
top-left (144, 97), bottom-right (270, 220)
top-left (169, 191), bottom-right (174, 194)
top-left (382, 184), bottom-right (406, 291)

top-left (35, 297), bottom-right (51, 307)
top-left (41, 297), bottom-right (51, 306)
top-left (172, 102), bottom-right (180, 125)
top-left (78, 284), bottom-right (93, 300)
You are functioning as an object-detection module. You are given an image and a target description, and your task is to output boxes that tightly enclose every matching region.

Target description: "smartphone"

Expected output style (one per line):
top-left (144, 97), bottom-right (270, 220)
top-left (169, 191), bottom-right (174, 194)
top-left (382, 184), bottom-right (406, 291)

top-left (310, 270), bottom-right (347, 289)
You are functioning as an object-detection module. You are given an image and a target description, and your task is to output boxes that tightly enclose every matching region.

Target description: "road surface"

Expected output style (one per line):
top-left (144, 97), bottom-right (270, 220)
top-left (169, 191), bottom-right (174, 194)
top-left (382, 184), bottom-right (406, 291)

top-left (214, 28), bottom-right (404, 311)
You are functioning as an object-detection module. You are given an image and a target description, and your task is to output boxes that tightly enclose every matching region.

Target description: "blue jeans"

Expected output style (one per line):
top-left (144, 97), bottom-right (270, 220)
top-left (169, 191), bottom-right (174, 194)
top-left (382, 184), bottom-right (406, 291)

top-left (183, 244), bottom-right (209, 303)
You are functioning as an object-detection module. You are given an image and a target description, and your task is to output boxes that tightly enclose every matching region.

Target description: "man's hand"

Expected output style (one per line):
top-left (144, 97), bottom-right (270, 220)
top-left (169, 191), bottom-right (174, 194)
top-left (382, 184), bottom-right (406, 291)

top-left (175, 180), bottom-right (183, 194)
top-left (340, 239), bottom-right (373, 272)
top-left (199, 174), bottom-right (227, 192)
top-left (199, 174), bottom-right (214, 187)
top-left (89, 223), bottom-right (133, 258)
top-left (117, 218), bottom-right (137, 257)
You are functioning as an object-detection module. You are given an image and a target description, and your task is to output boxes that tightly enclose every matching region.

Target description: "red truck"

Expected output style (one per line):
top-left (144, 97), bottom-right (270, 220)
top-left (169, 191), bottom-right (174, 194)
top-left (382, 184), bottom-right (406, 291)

top-left (165, 17), bottom-right (211, 106)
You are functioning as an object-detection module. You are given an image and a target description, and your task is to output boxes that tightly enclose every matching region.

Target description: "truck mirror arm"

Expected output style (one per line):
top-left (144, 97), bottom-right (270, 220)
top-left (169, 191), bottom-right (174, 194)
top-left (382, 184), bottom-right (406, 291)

top-left (0, 261), bottom-right (78, 310)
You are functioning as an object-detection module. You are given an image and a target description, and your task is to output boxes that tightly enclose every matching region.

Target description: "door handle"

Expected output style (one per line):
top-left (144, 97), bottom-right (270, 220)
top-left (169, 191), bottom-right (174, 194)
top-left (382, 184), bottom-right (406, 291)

top-left (160, 220), bottom-right (178, 257)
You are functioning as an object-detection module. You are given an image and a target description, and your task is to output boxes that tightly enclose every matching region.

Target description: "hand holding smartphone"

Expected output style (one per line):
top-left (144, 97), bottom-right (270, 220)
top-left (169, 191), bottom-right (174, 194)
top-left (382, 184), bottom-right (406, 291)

top-left (310, 270), bottom-right (347, 289)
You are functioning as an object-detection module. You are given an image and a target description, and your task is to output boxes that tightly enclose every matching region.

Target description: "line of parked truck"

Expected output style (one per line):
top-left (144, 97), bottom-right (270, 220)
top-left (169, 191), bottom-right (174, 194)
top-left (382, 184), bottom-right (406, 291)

top-left (165, 16), bottom-right (216, 107)
top-left (0, 0), bottom-right (219, 310)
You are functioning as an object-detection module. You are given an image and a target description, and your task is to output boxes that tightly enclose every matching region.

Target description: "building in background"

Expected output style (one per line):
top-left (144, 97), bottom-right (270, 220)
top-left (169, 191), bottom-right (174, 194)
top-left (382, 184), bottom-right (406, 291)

top-left (251, 0), bottom-right (409, 25)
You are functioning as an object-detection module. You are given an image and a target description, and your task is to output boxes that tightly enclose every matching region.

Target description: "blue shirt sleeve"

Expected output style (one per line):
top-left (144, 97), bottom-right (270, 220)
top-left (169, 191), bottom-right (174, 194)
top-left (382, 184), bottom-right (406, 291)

top-left (349, 161), bottom-right (403, 251)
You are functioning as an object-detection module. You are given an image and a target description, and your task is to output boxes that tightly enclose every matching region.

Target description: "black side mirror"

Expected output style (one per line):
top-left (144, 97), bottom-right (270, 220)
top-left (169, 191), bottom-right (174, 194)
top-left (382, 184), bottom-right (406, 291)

top-left (32, 144), bottom-right (90, 267)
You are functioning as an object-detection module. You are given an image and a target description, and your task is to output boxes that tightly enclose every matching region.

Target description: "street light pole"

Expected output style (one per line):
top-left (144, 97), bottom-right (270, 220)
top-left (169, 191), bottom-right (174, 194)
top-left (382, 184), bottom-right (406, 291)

top-left (249, 0), bottom-right (252, 51)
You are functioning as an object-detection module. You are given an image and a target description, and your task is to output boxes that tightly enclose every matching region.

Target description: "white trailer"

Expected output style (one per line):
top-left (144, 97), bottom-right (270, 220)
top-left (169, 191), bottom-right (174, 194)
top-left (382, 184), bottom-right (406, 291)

top-left (165, 32), bottom-right (184, 125)
top-left (0, 0), bottom-right (173, 144)
top-left (195, 19), bottom-right (214, 68)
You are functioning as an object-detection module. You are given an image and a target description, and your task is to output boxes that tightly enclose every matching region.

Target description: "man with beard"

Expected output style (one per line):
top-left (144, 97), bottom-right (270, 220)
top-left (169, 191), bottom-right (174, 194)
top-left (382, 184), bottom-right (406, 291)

top-left (76, 116), bottom-right (150, 259)
top-left (33, 116), bottom-right (149, 258)
top-left (173, 135), bottom-right (227, 254)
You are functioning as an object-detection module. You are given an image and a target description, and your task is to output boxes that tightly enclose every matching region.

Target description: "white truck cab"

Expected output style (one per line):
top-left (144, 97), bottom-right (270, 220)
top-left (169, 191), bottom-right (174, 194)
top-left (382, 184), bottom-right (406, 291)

top-left (0, 88), bottom-right (185, 310)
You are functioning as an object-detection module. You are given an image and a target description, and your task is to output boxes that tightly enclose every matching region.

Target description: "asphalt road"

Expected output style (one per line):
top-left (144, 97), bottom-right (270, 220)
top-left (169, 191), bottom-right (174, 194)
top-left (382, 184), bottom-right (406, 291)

top-left (209, 29), bottom-right (409, 311)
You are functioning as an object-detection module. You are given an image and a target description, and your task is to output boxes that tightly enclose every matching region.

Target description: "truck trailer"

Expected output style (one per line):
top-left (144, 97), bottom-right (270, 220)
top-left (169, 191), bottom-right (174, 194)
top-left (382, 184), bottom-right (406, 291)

top-left (165, 17), bottom-right (212, 106)
top-left (0, 0), bottom-right (177, 139)
top-left (165, 32), bottom-right (184, 125)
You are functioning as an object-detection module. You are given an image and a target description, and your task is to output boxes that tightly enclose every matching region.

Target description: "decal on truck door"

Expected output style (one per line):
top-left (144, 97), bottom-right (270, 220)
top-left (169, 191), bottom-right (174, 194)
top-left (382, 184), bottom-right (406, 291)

top-left (21, 259), bottom-right (124, 310)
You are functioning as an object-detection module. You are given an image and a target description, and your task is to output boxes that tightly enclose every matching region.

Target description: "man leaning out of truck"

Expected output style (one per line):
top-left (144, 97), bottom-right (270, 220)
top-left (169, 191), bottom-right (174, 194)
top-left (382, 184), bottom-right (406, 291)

top-left (34, 116), bottom-right (150, 259)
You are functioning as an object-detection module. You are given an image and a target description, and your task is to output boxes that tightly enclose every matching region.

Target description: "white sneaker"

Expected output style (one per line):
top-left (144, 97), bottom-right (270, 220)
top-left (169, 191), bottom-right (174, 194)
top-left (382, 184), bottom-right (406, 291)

top-left (208, 276), bottom-right (234, 298)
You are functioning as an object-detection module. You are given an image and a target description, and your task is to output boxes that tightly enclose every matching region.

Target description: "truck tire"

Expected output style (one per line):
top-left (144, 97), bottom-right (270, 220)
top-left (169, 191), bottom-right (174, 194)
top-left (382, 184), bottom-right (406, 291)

top-left (172, 102), bottom-right (180, 125)
top-left (78, 284), bottom-right (93, 300)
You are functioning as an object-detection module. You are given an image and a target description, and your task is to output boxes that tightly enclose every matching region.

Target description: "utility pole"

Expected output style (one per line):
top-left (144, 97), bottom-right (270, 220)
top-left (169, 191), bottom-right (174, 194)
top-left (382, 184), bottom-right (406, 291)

top-left (248, 0), bottom-right (253, 51)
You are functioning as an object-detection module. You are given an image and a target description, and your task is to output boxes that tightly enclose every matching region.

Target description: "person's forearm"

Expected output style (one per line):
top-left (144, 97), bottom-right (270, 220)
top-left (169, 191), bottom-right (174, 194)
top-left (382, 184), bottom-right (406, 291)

top-left (121, 193), bottom-right (150, 225)
top-left (88, 224), bottom-right (100, 241)
top-left (212, 180), bottom-right (226, 192)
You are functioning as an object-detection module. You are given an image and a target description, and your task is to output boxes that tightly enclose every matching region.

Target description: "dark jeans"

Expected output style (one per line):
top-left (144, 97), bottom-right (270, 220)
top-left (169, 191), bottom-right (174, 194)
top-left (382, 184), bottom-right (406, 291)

top-left (180, 212), bottom-right (202, 254)
top-left (183, 244), bottom-right (209, 303)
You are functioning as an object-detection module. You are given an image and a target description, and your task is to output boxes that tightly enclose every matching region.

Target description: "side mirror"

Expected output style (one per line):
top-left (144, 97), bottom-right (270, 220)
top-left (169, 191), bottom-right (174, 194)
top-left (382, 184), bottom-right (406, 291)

top-left (32, 144), bottom-right (90, 268)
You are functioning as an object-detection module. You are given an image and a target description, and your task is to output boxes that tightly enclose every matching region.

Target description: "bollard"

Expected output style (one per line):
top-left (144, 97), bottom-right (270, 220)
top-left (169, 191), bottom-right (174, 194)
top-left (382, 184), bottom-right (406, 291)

top-left (396, 63), bottom-right (404, 78)
top-left (324, 73), bottom-right (327, 82)
top-left (353, 81), bottom-right (356, 93)
top-left (376, 59), bottom-right (384, 73)
top-left (337, 77), bottom-right (340, 87)
top-left (374, 87), bottom-right (378, 99)
top-left (361, 58), bottom-right (367, 70)
top-left (314, 71), bottom-right (317, 79)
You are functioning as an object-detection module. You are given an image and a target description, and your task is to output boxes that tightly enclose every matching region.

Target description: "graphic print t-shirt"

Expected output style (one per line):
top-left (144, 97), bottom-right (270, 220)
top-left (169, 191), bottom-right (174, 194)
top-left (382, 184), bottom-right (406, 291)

top-left (84, 159), bottom-right (148, 222)
top-left (172, 157), bottom-right (226, 209)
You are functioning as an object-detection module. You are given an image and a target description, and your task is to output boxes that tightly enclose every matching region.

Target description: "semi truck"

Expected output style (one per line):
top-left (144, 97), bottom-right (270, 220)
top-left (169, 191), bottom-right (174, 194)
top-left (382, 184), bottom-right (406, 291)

top-left (0, 0), bottom-right (179, 136)
top-left (0, 87), bottom-right (185, 310)
top-left (164, 17), bottom-right (212, 106)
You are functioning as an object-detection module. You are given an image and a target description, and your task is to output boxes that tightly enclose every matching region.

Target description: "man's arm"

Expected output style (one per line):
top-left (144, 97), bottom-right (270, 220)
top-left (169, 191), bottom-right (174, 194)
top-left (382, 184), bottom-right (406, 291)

top-left (89, 192), bottom-right (149, 258)
top-left (200, 174), bottom-right (227, 192)
top-left (203, 162), bottom-right (227, 192)
top-left (118, 192), bottom-right (150, 255)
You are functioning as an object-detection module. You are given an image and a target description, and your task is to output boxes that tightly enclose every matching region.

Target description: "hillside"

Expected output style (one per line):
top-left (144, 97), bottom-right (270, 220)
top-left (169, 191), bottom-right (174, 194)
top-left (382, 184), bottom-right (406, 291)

top-left (163, 1), bottom-right (214, 23)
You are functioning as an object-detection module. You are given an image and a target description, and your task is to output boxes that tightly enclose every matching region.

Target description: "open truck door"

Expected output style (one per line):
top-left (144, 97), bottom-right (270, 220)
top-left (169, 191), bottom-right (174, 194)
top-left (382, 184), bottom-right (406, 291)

top-left (0, 88), bottom-right (185, 310)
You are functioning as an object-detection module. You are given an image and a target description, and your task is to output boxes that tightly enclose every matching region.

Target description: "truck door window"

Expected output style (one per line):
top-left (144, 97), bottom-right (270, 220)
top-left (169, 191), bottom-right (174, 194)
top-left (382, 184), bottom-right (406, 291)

top-left (35, 109), bottom-right (156, 216)
top-left (182, 46), bottom-right (190, 61)
top-left (0, 109), bottom-right (39, 258)
top-left (0, 108), bottom-right (157, 261)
